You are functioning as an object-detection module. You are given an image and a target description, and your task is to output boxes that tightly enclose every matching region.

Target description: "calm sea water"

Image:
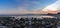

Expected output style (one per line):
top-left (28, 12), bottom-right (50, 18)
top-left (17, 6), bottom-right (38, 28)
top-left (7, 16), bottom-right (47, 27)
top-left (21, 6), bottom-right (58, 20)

top-left (12, 15), bottom-right (55, 19)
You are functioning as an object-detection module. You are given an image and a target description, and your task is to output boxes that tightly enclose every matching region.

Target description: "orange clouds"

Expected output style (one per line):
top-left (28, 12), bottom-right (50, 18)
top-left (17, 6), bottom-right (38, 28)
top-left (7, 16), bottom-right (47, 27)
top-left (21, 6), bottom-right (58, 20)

top-left (48, 10), bottom-right (58, 14)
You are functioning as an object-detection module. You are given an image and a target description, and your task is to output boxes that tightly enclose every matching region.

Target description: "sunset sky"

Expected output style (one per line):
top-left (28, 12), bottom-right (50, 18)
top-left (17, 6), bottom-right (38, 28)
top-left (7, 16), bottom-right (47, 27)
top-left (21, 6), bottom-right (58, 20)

top-left (0, 0), bottom-right (59, 14)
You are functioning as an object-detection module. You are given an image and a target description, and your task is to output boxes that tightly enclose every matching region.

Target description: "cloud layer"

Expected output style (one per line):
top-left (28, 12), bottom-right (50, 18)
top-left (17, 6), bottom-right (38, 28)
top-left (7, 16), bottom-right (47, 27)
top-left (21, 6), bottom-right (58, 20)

top-left (0, 0), bottom-right (57, 14)
top-left (42, 0), bottom-right (60, 14)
